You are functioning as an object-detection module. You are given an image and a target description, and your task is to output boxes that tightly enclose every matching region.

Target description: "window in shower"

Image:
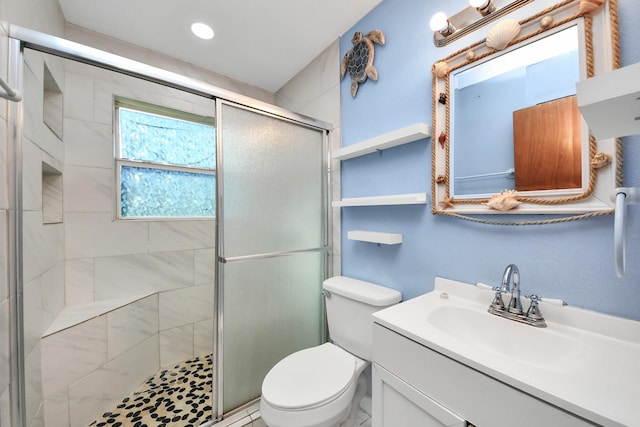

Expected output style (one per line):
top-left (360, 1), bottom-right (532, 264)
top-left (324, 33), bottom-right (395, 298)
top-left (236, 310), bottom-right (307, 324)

top-left (115, 97), bottom-right (216, 218)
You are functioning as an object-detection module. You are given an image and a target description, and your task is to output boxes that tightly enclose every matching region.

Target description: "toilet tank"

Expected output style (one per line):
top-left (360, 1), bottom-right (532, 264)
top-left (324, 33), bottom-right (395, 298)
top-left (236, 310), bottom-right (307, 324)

top-left (323, 276), bottom-right (402, 361)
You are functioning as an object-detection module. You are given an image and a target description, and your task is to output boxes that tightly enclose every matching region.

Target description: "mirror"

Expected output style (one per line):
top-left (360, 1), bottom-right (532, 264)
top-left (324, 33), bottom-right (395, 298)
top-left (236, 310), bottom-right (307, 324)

top-left (452, 26), bottom-right (580, 197)
top-left (432, 0), bottom-right (620, 216)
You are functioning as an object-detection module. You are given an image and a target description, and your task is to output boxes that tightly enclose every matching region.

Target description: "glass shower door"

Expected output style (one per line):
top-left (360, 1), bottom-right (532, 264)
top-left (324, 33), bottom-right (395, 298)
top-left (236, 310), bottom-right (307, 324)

top-left (216, 101), bottom-right (329, 416)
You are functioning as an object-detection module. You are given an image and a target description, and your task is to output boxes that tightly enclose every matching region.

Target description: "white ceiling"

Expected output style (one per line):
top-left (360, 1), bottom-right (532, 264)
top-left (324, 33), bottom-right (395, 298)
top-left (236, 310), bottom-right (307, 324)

top-left (58, 0), bottom-right (383, 93)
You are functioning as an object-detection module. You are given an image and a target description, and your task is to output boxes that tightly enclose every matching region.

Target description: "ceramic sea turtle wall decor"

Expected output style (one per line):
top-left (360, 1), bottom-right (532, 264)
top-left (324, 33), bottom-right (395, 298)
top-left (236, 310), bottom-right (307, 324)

top-left (340, 30), bottom-right (385, 97)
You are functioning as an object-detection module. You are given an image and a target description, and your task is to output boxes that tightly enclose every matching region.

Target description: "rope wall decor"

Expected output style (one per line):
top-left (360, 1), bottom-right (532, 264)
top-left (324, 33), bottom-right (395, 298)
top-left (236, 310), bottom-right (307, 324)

top-left (430, 0), bottom-right (623, 225)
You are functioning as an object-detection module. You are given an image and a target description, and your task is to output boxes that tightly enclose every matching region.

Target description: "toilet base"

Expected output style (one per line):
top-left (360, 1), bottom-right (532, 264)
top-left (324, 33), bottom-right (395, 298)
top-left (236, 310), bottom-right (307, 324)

top-left (260, 370), bottom-right (368, 427)
top-left (338, 374), bottom-right (367, 427)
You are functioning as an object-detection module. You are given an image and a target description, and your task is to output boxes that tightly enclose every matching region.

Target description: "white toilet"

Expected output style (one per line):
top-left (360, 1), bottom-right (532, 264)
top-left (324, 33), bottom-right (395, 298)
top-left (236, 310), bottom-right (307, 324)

top-left (260, 276), bottom-right (402, 427)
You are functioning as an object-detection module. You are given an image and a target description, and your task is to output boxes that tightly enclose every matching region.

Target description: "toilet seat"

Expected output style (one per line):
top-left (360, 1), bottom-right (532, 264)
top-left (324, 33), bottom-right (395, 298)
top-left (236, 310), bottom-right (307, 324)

top-left (261, 343), bottom-right (360, 410)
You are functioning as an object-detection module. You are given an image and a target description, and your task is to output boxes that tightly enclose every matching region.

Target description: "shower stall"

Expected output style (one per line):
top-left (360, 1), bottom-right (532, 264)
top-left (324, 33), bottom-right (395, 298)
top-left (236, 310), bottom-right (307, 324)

top-left (6, 26), bottom-right (331, 427)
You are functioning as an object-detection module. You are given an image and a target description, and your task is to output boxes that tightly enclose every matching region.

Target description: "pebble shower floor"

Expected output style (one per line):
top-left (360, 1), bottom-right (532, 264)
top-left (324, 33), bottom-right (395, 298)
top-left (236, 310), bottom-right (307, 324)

top-left (89, 353), bottom-right (213, 427)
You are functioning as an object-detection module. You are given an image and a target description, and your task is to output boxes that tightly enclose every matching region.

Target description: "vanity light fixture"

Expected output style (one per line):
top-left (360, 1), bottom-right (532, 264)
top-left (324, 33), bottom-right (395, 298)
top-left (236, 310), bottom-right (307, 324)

top-left (430, 0), bottom-right (532, 47)
top-left (191, 22), bottom-right (214, 40)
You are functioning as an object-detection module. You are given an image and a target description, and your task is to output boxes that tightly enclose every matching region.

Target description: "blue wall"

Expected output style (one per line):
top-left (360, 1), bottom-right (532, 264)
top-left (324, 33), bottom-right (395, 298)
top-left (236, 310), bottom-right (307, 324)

top-left (339, 0), bottom-right (640, 320)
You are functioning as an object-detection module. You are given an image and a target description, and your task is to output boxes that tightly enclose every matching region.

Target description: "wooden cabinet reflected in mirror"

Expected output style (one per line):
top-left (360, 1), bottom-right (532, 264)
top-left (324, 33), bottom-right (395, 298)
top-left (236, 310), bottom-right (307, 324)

top-left (513, 95), bottom-right (582, 191)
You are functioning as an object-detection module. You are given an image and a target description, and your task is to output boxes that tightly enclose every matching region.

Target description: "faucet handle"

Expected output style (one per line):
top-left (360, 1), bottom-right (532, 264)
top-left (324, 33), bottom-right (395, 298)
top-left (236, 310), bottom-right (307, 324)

top-left (525, 294), bottom-right (543, 320)
top-left (489, 287), bottom-right (506, 311)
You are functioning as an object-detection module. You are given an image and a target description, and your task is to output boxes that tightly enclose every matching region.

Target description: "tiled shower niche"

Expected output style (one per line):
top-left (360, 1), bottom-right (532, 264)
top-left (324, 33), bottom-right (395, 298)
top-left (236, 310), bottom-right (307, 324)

top-left (42, 162), bottom-right (62, 224)
top-left (43, 63), bottom-right (63, 140)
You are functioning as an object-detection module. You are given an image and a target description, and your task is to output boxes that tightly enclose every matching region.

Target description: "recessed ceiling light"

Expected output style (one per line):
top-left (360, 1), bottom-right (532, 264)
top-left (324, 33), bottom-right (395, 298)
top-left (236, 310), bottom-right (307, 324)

top-left (191, 23), bottom-right (214, 40)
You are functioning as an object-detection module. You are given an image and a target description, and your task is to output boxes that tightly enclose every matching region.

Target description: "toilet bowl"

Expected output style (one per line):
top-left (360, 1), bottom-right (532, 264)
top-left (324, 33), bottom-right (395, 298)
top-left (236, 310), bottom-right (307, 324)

top-left (260, 276), bottom-right (402, 427)
top-left (261, 343), bottom-right (367, 427)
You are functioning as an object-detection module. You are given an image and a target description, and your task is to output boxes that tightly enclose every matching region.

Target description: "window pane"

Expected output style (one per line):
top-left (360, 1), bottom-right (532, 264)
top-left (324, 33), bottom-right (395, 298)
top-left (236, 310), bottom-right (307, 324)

top-left (121, 166), bottom-right (215, 217)
top-left (119, 108), bottom-right (215, 169)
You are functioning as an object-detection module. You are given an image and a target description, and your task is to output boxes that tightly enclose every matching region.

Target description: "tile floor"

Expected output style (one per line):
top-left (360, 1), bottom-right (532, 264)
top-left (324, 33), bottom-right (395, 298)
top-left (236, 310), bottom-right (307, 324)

top-left (89, 353), bottom-right (213, 427)
top-left (88, 353), bottom-right (372, 427)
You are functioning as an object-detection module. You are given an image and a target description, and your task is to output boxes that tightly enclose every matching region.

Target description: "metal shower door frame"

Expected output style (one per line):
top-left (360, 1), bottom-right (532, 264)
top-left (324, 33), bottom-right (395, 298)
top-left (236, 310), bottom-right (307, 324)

top-left (213, 98), bottom-right (331, 421)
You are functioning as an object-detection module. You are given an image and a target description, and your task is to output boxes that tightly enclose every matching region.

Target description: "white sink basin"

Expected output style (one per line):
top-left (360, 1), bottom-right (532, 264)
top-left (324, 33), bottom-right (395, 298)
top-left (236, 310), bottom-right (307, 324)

top-left (427, 304), bottom-right (580, 368)
top-left (372, 277), bottom-right (640, 427)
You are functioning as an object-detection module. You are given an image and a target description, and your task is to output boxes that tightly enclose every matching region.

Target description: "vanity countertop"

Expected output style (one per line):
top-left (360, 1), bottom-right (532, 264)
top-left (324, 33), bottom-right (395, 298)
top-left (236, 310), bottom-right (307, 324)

top-left (372, 277), bottom-right (640, 427)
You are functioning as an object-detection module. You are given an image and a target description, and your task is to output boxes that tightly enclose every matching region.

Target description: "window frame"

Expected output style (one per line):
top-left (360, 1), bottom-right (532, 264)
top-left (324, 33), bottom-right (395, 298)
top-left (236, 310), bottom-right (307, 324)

top-left (114, 96), bottom-right (217, 220)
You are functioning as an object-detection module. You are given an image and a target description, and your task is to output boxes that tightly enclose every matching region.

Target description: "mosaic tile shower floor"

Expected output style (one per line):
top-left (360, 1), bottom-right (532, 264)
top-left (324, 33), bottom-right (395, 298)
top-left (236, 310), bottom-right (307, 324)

top-left (89, 353), bottom-right (213, 427)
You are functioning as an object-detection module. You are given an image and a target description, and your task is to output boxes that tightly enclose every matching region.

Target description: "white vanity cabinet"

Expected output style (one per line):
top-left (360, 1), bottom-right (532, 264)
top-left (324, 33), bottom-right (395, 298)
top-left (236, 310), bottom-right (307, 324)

top-left (372, 360), bottom-right (466, 427)
top-left (372, 324), bottom-right (596, 427)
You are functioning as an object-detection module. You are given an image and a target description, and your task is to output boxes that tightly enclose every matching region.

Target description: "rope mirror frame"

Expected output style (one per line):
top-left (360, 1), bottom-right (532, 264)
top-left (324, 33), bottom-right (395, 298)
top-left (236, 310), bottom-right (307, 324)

top-left (431, 0), bottom-right (623, 226)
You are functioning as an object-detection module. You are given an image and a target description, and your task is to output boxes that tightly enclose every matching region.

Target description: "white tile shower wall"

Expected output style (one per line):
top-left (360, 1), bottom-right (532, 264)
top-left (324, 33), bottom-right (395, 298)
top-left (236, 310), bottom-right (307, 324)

top-left (0, 386), bottom-right (11, 427)
top-left (194, 319), bottom-right (215, 356)
top-left (41, 316), bottom-right (108, 399)
top-left (149, 221), bottom-right (216, 252)
top-left (61, 61), bottom-right (218, 292)
top-left (94, 251), bottom-right (195, 300)
top-left (23, 51), bottom-right (65, 163)
top-left (24, 343), bottom-right (43, 427)
top-left (275, 39), bottom-right (342, 276)
top-left (22, 212), bottom-right (64, 285)
top-left (42, 389), bottom-right (69, 427)
top-left (51, 52), bottom-right (216, 424)
top-left (1, 1), bottom-right (68, 425)
top-left (39, 262), bottom-right (65, 338)
top-left (22, 276), bottom-right (43, 356)
top-left (64, 259), bottom-right (94, 305)
top-left (67, 335), bottom-right (159, 427)
top-left (22, 49), bottom-right (67, 337)
top-left (159, 283), bottom-right (215, 331)
top-left (39, 298), bottom-right (162, 427)
top-left (20, 50), bottom-right (67, 427)
top-left (195, 248), bottom-right (216, 285)
top-left (106, 294), bottom-right (158, 360)
top-left (64, 213), bottom-right (149, 259)
top-left (63, 118), bottom-right (113, 169)
top-left (160, 325), bottom-right (195, 368)
top-left (63, 166), bottom-right (112, 213)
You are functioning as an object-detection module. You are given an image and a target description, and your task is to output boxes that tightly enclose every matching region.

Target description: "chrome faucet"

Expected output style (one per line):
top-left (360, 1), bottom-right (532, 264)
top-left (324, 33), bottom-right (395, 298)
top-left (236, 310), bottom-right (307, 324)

top-left (488, 264), bottom-right (546, 327)
top-left (503, 264), bottom-right (523, 315)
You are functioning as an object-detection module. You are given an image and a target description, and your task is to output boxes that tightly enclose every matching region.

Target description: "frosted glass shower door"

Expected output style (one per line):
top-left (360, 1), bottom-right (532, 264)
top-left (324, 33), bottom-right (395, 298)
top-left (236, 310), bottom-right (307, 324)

top-left (217, 102), bottom-right (329, 415)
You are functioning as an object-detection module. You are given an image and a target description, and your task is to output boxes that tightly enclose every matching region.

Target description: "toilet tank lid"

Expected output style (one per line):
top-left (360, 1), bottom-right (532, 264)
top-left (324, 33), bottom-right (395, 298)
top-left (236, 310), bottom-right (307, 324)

top-left (323, 276), bottom-right (402, 306)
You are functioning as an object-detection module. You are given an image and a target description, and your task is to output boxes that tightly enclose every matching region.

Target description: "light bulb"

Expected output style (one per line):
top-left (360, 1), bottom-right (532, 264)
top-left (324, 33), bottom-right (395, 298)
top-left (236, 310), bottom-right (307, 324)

top-left (191, 23), bottom-right (214, 40)
top-left (429, 12), bottom-right (449, 32)
top-left (469, 0), bottom-right (490, 8)
top-left (470, 0), bottom-right (496, 15)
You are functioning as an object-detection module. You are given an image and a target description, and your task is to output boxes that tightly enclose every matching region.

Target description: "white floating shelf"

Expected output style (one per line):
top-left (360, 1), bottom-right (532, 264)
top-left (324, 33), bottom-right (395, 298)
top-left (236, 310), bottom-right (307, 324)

top-left (333, 122), bottom-right (431, 160)
top-left (577, 61), bottom-right (640, 140)
top-left (348, 230), bottom-right (403, 245)
top-left (332, 192), bottom-right (428, 207)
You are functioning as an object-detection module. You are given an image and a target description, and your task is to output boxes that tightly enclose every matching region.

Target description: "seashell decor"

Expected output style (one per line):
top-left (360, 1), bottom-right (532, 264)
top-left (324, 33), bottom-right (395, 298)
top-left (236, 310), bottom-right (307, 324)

top-left (486, 19), bottom-right (521, 51)
top-left (579, 0), bottom-right (605, 14)
top-left (434, 61), bottom-right (448, 78)
top-left (483, 189), bottom-right (521, 211)
top-left (540, 15), bottom-right (554, 28)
